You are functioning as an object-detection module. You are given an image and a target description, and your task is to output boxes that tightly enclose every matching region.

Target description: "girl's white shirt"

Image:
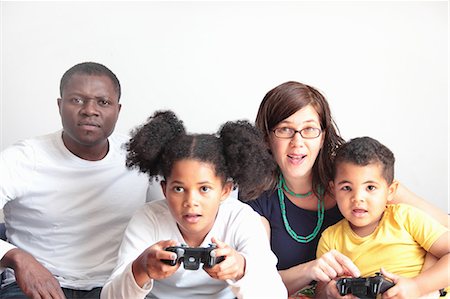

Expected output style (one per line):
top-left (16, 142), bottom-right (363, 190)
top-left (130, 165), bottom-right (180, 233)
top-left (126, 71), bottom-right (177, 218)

top-left (101, 197), bottom-right (287, 299)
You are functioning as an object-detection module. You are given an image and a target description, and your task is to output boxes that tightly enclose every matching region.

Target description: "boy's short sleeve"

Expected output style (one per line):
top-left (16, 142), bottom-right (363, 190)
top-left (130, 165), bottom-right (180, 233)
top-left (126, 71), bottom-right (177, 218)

top-left (395, 204), bottom-right (448, 251)
top-left (316, 227), bottom-right (334, 259)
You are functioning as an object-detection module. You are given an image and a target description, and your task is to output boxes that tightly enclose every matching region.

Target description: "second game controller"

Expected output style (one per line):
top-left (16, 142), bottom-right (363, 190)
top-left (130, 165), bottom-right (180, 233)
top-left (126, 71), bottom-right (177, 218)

top-left (336, 272), bottom-right (394, 299)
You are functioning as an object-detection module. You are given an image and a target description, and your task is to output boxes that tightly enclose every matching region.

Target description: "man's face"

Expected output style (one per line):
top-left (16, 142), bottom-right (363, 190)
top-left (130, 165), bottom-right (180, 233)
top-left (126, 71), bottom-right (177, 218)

top-left (57, 73), bottom-right (121, 152)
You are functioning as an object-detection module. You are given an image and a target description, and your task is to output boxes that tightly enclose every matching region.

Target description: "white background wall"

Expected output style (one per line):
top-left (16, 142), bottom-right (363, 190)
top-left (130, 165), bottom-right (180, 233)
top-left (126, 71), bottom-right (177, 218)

top-left (1, 1), bottom-right (448, 212)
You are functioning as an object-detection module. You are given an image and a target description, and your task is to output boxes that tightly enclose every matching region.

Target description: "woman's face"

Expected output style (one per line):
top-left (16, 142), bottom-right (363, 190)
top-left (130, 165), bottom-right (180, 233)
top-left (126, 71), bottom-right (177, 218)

top-left (161, 159), bottom-right (232, 247)
top-left (268, 104), bottom-right (325, 182)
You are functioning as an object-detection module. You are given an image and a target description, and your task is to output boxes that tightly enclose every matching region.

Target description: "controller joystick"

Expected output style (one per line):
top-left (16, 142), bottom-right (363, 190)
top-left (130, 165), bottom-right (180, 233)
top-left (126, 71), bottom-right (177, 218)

top-left (161, 245), bottom-right (186, 266)
top-left (161, 244), bottom-right (225, 270)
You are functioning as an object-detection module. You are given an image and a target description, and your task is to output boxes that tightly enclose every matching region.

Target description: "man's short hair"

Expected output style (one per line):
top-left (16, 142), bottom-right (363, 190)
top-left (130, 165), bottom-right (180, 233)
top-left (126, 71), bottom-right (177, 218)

top-left (59, 62), bottom-right (121, 101)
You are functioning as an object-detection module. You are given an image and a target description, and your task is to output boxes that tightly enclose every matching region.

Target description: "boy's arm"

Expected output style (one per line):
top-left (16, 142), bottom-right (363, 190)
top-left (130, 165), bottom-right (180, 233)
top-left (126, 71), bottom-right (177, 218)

top-left (421, 252), bottom-right (437, 272)
top-left (392, 183), bottom-right (449, 228)
top-left (413, 232), bottom-right (450, 295)
top-left (382, 231), bottom-right (450, 298)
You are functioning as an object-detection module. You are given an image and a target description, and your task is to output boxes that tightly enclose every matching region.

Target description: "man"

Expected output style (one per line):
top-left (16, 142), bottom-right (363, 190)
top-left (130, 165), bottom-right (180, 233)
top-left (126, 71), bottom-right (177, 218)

top-left (0, 62), bottom-right (149, 299)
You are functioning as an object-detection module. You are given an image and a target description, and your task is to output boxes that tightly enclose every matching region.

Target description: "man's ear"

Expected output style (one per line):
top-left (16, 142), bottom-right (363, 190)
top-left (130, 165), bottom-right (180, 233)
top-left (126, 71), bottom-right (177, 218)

top-left (387, 180), bottom-right (399, 202)
top-left (57, 98), bottom-right (62, 115)
top-left (160, 180), bottom-right (167, 198)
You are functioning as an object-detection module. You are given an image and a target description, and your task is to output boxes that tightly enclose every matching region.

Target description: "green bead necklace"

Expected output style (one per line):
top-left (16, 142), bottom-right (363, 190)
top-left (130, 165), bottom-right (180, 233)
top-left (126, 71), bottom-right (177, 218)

top-left (278, 174), bottom-right (325, 243)
top-left (280, 174), bottom-right (313, 198)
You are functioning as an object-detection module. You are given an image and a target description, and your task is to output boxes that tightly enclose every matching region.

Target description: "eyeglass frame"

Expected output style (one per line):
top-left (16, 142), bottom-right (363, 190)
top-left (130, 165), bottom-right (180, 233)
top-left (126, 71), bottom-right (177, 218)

top-left (272, 127), bottom-right (322, 139)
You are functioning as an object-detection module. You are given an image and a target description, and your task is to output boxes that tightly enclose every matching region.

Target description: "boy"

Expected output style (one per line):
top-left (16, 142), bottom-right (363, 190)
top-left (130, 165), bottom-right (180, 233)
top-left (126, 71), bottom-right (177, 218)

top-left (316, 137), bottom-right (449, 298)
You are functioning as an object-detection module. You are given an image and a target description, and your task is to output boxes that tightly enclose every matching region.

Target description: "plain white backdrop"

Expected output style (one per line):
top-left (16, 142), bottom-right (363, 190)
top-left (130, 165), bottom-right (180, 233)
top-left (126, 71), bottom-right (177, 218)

top-left (1, 1), bottom-right (448, 212)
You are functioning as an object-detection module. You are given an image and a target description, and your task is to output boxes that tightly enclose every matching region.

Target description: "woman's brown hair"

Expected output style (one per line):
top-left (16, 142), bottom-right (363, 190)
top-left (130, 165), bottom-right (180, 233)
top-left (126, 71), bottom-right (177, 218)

top-left (255, 81), bottom-right (344, 196)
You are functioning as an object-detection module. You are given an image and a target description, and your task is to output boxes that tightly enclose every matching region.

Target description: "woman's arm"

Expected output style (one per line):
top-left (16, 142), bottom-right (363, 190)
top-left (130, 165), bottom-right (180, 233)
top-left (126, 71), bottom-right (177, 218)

top-left (279, 250), bottom-right (360, 296)
top-left (259, 216), bottom-right (360, 296)
top-left (279, 260), bottom-right (324, 296)
top-left (414, 232), bottom-right (450, 296)
top-left (392, 182), bottom-right (449, 228)
top-left (259, 216), bottom-right (320, 294)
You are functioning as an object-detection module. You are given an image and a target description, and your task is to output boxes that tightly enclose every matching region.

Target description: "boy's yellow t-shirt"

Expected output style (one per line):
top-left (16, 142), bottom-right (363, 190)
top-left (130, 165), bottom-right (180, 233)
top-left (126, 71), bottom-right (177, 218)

top-left (317, 203), bottom-right (448, 278)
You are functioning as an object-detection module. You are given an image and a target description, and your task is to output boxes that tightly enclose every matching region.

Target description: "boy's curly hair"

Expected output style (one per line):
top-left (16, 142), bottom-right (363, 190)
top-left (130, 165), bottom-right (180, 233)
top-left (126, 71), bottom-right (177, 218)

top-left (333, 136), bottom-right (395, 184)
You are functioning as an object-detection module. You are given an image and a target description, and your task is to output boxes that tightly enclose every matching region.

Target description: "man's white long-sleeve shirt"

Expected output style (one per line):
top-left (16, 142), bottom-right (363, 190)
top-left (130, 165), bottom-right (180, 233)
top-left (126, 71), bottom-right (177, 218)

top-left (0, 131), bottom-right (149, 289)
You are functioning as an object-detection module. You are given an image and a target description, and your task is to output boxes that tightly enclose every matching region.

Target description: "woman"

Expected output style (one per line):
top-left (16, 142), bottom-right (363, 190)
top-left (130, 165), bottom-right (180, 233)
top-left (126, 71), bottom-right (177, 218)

top-left (243, 81), bottom-right (449, 296)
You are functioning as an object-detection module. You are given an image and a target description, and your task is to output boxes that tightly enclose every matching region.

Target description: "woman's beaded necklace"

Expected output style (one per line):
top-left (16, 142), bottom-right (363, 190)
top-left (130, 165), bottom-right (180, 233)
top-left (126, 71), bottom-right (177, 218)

top-left (277, 174), bottom-right (324, 243)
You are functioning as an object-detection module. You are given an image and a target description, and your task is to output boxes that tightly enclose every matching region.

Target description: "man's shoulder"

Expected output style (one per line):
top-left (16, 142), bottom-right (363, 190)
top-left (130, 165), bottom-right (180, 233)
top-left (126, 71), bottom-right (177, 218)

top-left (108, 132), bottom-right (131, 147)
top-left (2, 131), bottom-right (60, 157)
top-left (105, 133), bottom-right (133, 159)
top-left (12, 131), bottom-right (59, 145)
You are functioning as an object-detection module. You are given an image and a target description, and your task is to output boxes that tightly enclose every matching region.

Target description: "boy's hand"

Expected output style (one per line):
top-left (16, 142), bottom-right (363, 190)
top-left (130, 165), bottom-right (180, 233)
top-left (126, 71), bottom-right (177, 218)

top-left (325, 279), bottom-right (357, 299)
top-left (132, 240), bottom-right (180, 287)
top-left (380, 268), bottom-right (420, 299)
top-left (317, 278), bottom-right (358, 299)
top-left (203, 237), bottom-right (245, 281)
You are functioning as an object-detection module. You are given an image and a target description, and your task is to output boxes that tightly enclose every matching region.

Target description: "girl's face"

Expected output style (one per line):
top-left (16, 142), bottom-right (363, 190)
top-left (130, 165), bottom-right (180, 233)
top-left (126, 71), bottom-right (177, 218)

top-left (268, 104), bottom-right (325, 183)
top-left (161, 159), bottom-right (232, 247)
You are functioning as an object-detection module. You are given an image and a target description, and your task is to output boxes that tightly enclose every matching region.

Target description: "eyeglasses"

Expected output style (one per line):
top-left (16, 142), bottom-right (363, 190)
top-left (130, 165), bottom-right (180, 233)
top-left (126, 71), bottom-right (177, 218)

top-left (272, 127), bottom-right (322, 139)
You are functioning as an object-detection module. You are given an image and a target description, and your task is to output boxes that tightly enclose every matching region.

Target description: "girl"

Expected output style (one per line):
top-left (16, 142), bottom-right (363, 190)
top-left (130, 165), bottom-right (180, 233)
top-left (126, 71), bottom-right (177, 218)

top-left (100, 110), bottom-right (287, 299)
top-left (244, 81), bottom-right (450, 296)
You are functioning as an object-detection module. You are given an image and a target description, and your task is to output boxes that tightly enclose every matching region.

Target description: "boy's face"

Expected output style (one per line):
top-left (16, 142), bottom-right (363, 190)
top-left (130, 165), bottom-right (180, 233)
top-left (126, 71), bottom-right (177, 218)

top-left (161, 159), bottom-right (232, 247)
top-left (332, 162), bottom-right (398, 237)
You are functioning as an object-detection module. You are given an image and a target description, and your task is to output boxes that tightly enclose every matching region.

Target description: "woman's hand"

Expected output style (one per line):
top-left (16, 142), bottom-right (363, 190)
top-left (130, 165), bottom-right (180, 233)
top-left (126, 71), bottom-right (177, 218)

top-left (132, 239), bottom-right (180, 287)
top-left (311, 250), bottom-right (360, 282)
top-left (203, 237), bottom-right (246, 281)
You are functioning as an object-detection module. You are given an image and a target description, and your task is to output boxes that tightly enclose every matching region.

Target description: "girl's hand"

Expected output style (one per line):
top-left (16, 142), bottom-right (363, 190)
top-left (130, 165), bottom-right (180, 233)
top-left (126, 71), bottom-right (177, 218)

top-left (203, 237), bottom-right (246, 281)
top-left (311, 250), bottom-right (361, 282)
top-left (132, 239), bottom-right (180, 287)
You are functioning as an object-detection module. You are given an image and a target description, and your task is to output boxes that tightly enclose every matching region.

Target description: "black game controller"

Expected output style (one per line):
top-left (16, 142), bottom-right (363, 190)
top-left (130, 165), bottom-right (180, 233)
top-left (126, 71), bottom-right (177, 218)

top-left (336, 272), bottom-right (394, 299)
top-left (161, 244), bottom-right (225, 270)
